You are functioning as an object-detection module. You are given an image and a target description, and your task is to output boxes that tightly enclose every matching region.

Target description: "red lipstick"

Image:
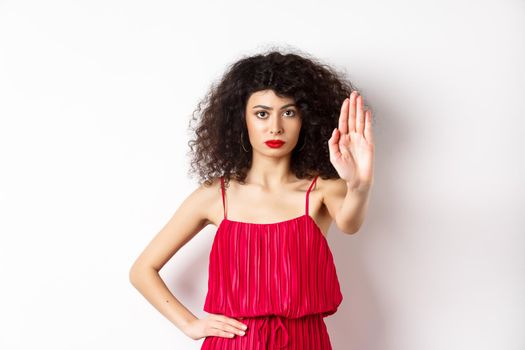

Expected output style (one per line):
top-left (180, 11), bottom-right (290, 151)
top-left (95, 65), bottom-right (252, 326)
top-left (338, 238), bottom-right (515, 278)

top-left (265, 140), bottom-right (285, 148)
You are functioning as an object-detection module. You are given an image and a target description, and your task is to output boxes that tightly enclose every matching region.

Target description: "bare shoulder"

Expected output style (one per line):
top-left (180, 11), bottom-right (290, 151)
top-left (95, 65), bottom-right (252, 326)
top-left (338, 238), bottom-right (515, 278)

top-left (197, 177), bottom-right (223, 226)
top-left (129, 177), bottom-right (222, 273)
top-left (177, 176), bottom-right (225, 227)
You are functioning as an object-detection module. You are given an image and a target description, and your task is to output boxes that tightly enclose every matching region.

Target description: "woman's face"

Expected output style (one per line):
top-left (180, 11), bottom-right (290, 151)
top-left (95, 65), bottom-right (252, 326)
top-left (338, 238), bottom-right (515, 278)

top-left (244, 89), bottom-right (302, 157)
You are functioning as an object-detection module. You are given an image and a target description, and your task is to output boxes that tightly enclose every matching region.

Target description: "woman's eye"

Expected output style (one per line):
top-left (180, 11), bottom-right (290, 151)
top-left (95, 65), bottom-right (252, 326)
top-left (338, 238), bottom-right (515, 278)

top-left (255, 110), bottom-right (296, 119)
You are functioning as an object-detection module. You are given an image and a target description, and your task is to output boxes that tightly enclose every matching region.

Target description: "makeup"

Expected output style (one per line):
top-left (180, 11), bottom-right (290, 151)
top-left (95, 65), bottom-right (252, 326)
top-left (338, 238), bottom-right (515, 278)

top-left (264, 140), bottom-right (285, 148)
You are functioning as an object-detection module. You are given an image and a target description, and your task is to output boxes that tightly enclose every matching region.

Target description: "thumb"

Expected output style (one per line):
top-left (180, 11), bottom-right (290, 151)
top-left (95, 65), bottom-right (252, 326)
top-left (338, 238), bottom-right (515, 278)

top-left (328, 128), bottom-right (341, 158)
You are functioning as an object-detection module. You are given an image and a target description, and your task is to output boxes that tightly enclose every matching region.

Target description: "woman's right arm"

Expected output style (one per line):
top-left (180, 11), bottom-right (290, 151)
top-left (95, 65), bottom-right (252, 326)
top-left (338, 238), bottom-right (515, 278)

top-left (128, 179), bottom-right (248, 340)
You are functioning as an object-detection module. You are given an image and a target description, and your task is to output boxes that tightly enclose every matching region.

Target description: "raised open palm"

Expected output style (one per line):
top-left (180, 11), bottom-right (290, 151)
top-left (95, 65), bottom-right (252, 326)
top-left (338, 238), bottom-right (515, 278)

top-left (328, 91), bottom-right (375, 190)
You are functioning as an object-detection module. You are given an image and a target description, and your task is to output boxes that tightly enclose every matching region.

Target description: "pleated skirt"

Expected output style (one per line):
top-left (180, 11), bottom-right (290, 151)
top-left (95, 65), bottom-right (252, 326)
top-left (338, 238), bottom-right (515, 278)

top-left (200, 313), bottom-right (332, 350)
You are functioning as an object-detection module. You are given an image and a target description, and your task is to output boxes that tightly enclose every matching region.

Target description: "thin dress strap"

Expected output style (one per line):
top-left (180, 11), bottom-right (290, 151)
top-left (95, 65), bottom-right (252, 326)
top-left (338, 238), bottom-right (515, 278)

top-left (220, 176), bottom-right (227, 219)
top-left (305, 175), bottom-right (319, 216)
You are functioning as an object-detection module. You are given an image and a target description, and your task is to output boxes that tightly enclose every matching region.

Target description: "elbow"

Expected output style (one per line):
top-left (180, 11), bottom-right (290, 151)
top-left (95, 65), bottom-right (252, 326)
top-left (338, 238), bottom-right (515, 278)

top-left (129, 263), bottom-right (147, 286)
top-left (129, 263), bottom-right (158, 286)
top-left (129, 266), bottom-right (139, 286)
top-left (342, 227), bottom-right (359, 235)
top-left (335, 221), bottom-right (360, 235)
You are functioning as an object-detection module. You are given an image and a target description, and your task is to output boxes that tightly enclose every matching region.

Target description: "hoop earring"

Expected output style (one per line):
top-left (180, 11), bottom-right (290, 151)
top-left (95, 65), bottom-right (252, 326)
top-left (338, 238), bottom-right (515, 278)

top-left (240, 131), bottom-right (251, 153)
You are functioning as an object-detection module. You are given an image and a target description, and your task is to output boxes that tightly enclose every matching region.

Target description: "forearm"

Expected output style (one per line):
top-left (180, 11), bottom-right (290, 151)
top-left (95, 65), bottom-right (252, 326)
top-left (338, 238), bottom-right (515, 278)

top-left (335, 182), bottom-right (372, 234)
top-left (129, 267), bottom-right (198, 333)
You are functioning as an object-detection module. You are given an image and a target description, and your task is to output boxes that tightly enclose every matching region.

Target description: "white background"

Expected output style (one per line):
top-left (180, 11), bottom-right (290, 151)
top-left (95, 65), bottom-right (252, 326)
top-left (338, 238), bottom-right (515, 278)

top-left (1, 0), bottom-right (524, 349)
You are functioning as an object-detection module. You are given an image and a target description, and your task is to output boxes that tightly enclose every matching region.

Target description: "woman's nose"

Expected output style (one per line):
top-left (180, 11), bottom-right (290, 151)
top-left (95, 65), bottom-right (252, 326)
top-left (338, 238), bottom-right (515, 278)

top-left (270, 116), bottom-right (283, 133)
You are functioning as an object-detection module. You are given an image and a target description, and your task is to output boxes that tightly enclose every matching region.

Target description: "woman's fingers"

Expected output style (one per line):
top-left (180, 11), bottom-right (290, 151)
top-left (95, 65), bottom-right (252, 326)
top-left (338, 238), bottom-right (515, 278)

top-left (364, 109), bottom-right (374, 144)
top-left (328, 127), bottom-right (341, 160)
top-left (338, 91), bottom-right (359, 135)
top-left (209, 321), bottom-right (237, 338)
top-left (356, 94), bottom-right (365, 135)
top-left (348, 91), bottom-right (358, 133)
top-left (334, 91), bottom-right (364, 152)
top-left (212, 314), bottom-right (247, 338)
top-left (338, 96), bottom-right (349, 134)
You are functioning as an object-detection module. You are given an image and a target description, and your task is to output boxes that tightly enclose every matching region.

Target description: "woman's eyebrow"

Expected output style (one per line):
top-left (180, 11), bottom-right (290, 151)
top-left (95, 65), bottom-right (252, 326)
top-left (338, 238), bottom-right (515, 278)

top-left (252, 103), bottom-right (296, 110)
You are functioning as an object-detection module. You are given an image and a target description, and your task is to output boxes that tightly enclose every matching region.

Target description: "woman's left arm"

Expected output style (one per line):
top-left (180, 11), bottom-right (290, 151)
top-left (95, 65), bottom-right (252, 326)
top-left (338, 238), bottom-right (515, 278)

top-left (325, 90), bottom-right (375, 234)
top-left (323, 180), bottom-right (372, 234)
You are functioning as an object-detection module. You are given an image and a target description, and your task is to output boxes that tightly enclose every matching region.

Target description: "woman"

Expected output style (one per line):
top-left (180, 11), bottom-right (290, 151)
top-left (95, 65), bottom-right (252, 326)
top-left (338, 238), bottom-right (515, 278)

top-left (129, 49), bottom-right (375, 349)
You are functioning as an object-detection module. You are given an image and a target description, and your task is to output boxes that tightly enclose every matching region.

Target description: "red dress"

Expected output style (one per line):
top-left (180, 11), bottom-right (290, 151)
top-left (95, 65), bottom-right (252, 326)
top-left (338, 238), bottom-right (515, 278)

top-left (201, 175), bottom-right (343, 349)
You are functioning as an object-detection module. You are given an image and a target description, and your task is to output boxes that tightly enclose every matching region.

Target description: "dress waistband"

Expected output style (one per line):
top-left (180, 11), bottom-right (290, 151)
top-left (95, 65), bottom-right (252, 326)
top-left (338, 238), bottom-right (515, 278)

top-left (255, 315), bottom-right (289, 349)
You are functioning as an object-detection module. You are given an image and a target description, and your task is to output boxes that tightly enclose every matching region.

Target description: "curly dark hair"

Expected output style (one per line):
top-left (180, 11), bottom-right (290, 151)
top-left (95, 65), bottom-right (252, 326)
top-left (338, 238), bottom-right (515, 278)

top-left (187, 47), bottom-right (367, 187)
